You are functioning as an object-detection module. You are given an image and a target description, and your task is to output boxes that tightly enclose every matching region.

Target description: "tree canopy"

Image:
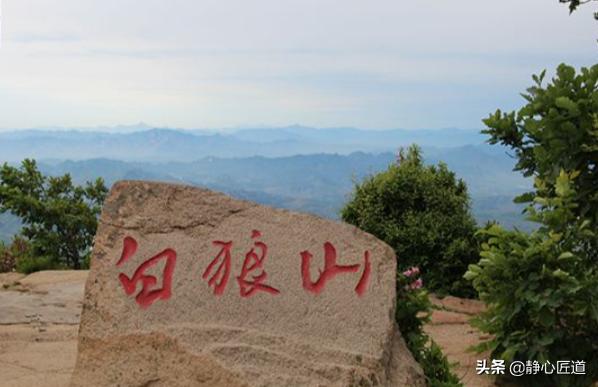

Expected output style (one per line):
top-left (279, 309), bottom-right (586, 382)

top-left (0, 159), bottom-right (107, 270)
top-left (560, 0), bottom-right (598, 20)
top-left (467, 64), bottom-right (598, 387)
top-left (341, 145), bottom-right (479, 297)
top-left (483, 64), bottom-right (598, 227)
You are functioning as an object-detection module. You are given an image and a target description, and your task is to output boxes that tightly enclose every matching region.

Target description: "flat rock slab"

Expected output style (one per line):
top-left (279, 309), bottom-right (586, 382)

top-left (0, 271), bottom-right (87, 325)
top-left (71, 181), bottom-right (424, 387)
top-left (0, 272), bottom-right (26, 288)
top-left (0, 324), bottom-right (79, 387)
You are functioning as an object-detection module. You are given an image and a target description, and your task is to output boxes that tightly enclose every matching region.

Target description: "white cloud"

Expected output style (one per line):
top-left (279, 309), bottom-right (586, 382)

top-left (0, 0), bottom-right (595, 129)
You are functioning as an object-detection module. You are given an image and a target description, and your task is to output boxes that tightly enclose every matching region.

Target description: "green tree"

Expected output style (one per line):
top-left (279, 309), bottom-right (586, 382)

top-left (483, 64), bottom-right (598, 232)
top-left (559, 0), bottom-right (598, 20)
top-left (0, 159), bottom-right (107, 270)
top-left (341, 144), bottom-right (479, 297)
top-left (467, 172), bottom-right (598, 387)
top-left (395, 268), bottom-right (462, 386)
top-left (467, 65), bottom-right (598, 386)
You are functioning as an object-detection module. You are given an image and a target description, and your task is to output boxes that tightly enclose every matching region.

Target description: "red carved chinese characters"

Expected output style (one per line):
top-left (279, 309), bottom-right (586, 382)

top-left (202, 230), bottom-right (279, 297)
top-left (115, 232), bottom-right (372, 308)
top-left (202, 240), bottom-right (232, 295)
top-left (354, 251), bottom-right (371, 296)
top-left (300, 242), bottom-right (371, 296)
top-left (116, 236), bottom-right (177, 309)
top-left (236, 230), bottom-right (280, 297)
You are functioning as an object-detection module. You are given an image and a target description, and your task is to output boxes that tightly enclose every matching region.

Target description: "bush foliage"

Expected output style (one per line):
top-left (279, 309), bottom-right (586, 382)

top-left (0, 236), bottom-right (34, 273)
top-left (483, 64), bottom-right (598, 224)
top-left (396, 268), bottom-right (462, 387)
top-left (0, 241), bottom-right (16, 273)
top-left (468, 64), bottom-right (598, 387)
top-left (0, 159), bottom-right (107, 270)
top-left (341, 144), bottom-right (479, 297)
top-left (467, 172), bottom-right (598, 386)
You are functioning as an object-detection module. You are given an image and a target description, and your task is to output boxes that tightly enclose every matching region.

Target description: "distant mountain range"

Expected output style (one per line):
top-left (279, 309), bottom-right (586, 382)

top-left (0, 126), bottom-right (487, 162)
top-left (0, 126), bottom-right (533, 242)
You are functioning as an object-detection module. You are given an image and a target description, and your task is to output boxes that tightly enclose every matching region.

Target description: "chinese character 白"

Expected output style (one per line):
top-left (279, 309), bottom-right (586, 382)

top-left (116, 236), bottom-right (177, 309)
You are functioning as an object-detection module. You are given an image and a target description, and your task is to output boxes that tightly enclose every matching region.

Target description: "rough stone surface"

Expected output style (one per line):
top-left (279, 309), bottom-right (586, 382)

top-left (425, 293), bottom-right (495, 387)
top-left (0, 272), bottom-right (26, 288)
top-left (0, 271), bottom-right (493, 387)
top-left (0, 270), bottom-right (86, 325)
top-left (0, 324), bottom-right (79, 387)
top-left (0, 271), bottom-right (86, 387)
top-left (429, 294), bottom-right (486, 316)
top-left (71, 181), bottom-right (425, 387)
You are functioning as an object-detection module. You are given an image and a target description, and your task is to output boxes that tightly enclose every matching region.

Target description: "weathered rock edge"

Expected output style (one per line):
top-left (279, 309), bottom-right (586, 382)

top-left (70, 180), bottom-right (425, 387)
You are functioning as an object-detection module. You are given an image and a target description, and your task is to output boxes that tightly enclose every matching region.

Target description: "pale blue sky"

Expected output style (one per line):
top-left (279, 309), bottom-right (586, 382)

top-left (0, 0), bottom-right (596, 130)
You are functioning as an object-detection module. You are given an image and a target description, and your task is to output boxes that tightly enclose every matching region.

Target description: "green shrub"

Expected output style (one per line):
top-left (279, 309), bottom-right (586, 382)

top-left (466, 172), bottom-right (598, 387)
top-left (0, 242), bottom-right (16, 273)
top-left (0, 159), bottom-right (107, 269)
top-left (396, 268), bottom-right (463, 387)
top-left (0, 235), bottom-right (63, 274)
top-left (81, 252), bottom-right (91, 270)
top-left (342, 144), bottom-right (479, 297)
top-left (15, 255), bottom-right (62, 274)
top-left (483, 64), bottom-right (598, 227)
top-left (396, 267), bottom-right (430, 342)
top-left (423, 341), bottom-right (463, 387)
top-left (0, 236), bottom-right (37, 273)
top-left (475, 64), bottom-right (598, 386)
top-left (9, 236), bottom-right (62, 274)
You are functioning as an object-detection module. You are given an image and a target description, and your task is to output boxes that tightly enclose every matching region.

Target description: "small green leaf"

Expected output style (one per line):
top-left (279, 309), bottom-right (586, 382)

top-left (555, 96), bottom-right (579, 115)
top-left (557, 252), bottom-right (574, 261)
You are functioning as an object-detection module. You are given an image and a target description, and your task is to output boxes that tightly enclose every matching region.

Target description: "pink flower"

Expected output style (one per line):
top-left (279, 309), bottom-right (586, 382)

top-left (409, 278), bottom-right (423, 290)
top-left (403, 266), bottom-right (420, 278)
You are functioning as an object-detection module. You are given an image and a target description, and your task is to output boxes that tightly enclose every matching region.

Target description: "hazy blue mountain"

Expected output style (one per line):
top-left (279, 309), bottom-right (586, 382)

top-left (36, 147), bottom-right (531, 224)
top-left (0, 127), bottom-right (487, 162)
top-left (0, 127), bottom-right (533, 242)
top-left (0, 129), bottom-right (253, 162)
top-left (227, 125), bottom-right (487, 148)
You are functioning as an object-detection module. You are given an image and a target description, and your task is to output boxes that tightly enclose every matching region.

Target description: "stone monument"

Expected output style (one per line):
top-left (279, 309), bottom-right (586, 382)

top-left (70, 181), bottom-right (424, 386)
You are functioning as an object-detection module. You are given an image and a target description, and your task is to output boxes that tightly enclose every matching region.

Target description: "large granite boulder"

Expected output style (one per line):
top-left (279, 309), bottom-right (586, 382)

top-left (71, 181), bottom-right (424, 387)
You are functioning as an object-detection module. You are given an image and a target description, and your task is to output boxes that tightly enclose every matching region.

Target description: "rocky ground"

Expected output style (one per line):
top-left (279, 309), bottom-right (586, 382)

top-left (0, 271), bottom-right (495, 387)
top-left (426, 295), bottom-right (494, 387)
top-left (0, 271), bottom-right (85, 387)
